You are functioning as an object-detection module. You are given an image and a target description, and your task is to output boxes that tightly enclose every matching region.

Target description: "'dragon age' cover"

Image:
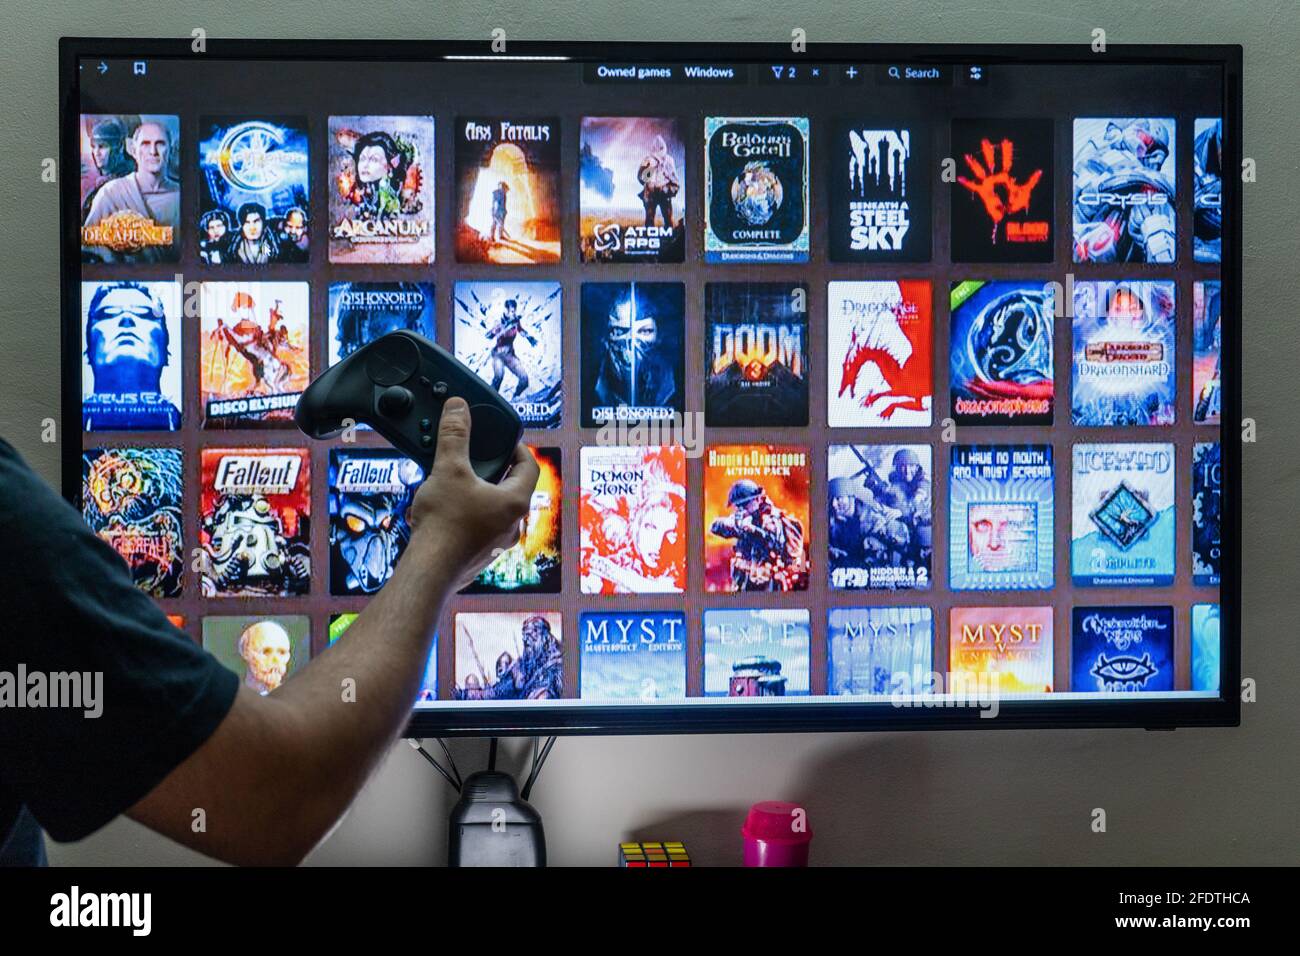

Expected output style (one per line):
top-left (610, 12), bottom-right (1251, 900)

top-left (453, 116), bottom-right (561, 264)
top-left (328, 450), bottom-right (424, 596)
top-left (1073, 117), bottom-right (1177, 264)
top-left (950, 281), bottom-right (1055, 426)
top-left (950, 119), bottom-right (1053, 263)
top-left (579, 117), bottom-right (685, 263)
top-left (79, 114), bottom-right (180, 263)
top-left (827, 280), bottom-right (933, 428)
top-left (463, 446), bottom-right (561, 594)
top-left (580, 282), bottom-right (684, 428)
top-left (331, 613), bottom-right (439, 702)
top-left (81, 280), bottom-right (183, 431)
top-left (1193, 117), bottom-right (1223, 264)
top-left (579, 445), bottom-right (686, 595)
top-left (1071, 605), bottom-right (1175, 693)
top-left (1193, 280), bottom-right (1222, 426)
top-left (949, 444), bottom-right (1055, 591)
top-left (454, 281), bottom-right (563, 429)
top-left (198, 447), bottom-right (311, 597)
top-left (327, 281), bottom-right (435, 367)
top-left (704, 444), bottom-right (810, 594)
top-left (1071, 280), bottom-right (1176, 427)
top-left (826, 606), bottom-right (933, 697)
top-left (197, 117), bottom-right (310, 265)
top-left (453, 612), bottom-right (564, 701)
top-left (202, 615), bottom-right (310, 696)
top-left (704, 117), bottom-right (809, 263)
top-left (327, 115), bottom-right (435, 264)
top-left (704, 282), bottom-right (808, 427)
top-left (829, 121), bottom-right (930, 262)
top-left (703, 608), bottom-right (811, 697)
top-left (827, 443), bottom-right (932, 591)
top-left (1191, 603), bottom-right (1221, 693)
top-left (1192, 441), bottom-right (1222, 587)
top-left (82, 447), bottom-right (184, 598)
top-left (1071, 443), bottom-right (1175, 588)
top-left (949, 606), bottom-right (1054, 695)
top-left (200, 282), bottom-right (310, 428)
top-left (578, 610), bottom-right (687, 702)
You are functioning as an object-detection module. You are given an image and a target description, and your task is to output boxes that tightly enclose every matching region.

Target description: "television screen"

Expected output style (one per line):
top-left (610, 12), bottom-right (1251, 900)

top-left (61, 40), bottom-right (1239, 735)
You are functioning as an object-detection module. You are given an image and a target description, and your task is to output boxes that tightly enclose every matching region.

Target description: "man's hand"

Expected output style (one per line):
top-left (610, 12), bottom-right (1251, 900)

top-left (407, 396), bottom-right (540, 591)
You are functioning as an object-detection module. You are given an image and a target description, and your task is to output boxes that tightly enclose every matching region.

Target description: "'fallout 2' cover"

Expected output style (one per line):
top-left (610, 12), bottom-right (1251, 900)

top-left (328, 450), bottom-right (423, 596)
top-left (705, 117), bottom-right (809, 263)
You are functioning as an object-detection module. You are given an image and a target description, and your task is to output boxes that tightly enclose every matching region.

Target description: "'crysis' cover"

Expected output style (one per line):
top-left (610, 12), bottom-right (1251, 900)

top-left (328, 450), bottom-right (423, 596)
top-left (1073, 117), bottom-right (1176, 264)
top-left (705, 117), bottom-right (809, 262)
top-left (702, 608), bottom-right (810, 697)
top-left (827, 443), bottom-right (932, 591)
top-left (704, 282), bottom-right (808, 426)
top-left (579, 116), bottom-right (685, 263)
top-left (827, 606), bottom-right (932, 697)
top-left (1071, 606), bottom-right (1174, 693)
top-left (704, 444), bottom-right (810, 594)
top-left (829, 122), bottom-right (930, 262)
top-left (82, 447), bottom-right (183, 598)
top-left (1193, 117), bottom-right (1223, 264)
top-left (198, 447), bottom-right (311, 597)
top-left (455, 281), bottom-right (563, 429)
top-left (579, 445), bottom-right (686, 594)
top-left (950, 280), bottom-right (1055, 425)
top-left (949, 444), bottom-right (1055, 591)
top-left (578, 611), bottom-right (687, 701)
top-left (328, 115), bottom-right (435, 264)
top-left (827, 280), bottom-right (932, 427)
top-left (1071, 443), bottom-right (1175, 587)
top-left (1071, 280), bottom-right (1176, 427)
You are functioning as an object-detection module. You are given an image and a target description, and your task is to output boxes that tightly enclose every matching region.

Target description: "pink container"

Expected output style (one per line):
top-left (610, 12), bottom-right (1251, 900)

top-left (742, 800), bottom-right (813, 867)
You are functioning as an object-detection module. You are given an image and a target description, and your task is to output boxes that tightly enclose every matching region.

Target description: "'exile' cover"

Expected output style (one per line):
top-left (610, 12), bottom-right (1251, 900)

top-left (703, 608), bottom-right (811, 697)
top-left (704, 282), bottom-right (808, 427)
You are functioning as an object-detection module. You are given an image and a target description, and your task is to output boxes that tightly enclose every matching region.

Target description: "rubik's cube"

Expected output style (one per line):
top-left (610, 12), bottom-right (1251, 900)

top-left (619, 841), bottom-right (691, 867)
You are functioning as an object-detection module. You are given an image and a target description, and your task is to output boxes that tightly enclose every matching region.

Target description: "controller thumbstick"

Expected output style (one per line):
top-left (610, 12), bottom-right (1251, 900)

top-left (376, 385), bottom-right (415, 419)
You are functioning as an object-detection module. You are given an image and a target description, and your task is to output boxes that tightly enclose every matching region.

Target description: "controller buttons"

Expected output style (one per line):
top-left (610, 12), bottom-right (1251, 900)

top-left (418, 375), bottom-right (432, 389)
top-left (432, 381), bottom-right (449, 395)
top-left (420, 435), bottom-right (434, 449)
top-left (364, 335), bottom-right (421, 386)
top-left (419, 417), bottom-right (432, 432)
top-left (376, 385), bottom-right (415, 419)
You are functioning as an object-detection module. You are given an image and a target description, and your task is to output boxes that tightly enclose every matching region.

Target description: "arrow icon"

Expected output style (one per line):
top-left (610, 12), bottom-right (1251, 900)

top-left (97, 61), bottom-right (108, 74)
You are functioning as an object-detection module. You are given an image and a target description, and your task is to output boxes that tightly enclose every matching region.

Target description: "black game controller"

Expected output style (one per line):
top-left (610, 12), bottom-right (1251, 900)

top-left (295, 331), bottom-right (523, 483)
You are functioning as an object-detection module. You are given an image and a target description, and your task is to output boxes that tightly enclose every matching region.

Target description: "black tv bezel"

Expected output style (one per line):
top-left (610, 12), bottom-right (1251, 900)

top-left (58, 38), bottom-right (1242, 738)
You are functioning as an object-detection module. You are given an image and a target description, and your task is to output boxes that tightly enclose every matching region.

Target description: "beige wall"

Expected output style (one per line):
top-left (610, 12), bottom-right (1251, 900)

top-left (1, 0), bottom-right (1294, 866)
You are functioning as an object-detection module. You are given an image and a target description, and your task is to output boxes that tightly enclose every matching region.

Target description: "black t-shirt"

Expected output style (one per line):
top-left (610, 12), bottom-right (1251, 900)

top-left (0, 439), bottom-right (239, 864)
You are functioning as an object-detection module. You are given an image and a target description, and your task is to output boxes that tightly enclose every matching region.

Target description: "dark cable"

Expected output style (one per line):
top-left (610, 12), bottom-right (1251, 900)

top-left (488, 736), bottom-right (499, 771)
top-left (409, 739), bottom-right (461, 792)
top-left (520, 736), bottom-right (557, 802)
top-left (435, 737), bottom-right (463, 790)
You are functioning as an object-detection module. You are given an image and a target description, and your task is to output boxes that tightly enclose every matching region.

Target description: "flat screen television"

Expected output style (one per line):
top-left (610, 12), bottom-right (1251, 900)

top-left (59, 39), bottom-right (1241, 736)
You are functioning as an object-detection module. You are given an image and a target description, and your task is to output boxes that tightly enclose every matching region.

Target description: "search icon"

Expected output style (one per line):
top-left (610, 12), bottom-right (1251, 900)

top-left (888, 66), bottom-right (900, 79)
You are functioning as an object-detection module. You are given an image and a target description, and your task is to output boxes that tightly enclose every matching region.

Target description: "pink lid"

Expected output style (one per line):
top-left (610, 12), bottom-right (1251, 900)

top-left (741, 800), bottom-right (814, 844)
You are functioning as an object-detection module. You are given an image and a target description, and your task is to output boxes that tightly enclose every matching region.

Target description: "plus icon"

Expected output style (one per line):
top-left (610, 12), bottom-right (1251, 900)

top-left (844, 66), bottom-right (858, 80)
